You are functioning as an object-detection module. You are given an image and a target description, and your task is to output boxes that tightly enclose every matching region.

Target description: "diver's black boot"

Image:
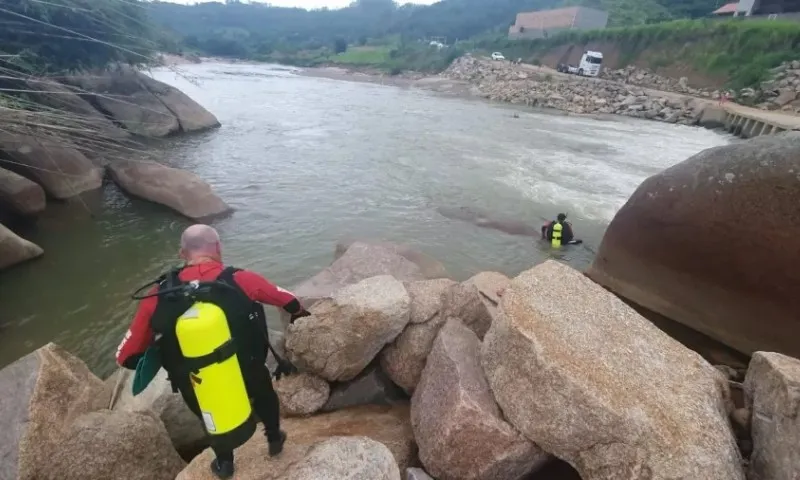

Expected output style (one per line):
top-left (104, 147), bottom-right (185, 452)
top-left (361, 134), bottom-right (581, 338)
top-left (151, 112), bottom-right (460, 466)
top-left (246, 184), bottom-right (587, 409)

top-left (268, 430), bottom-right (287, 457)
top-left (210, 458), bottom-right (234, 479)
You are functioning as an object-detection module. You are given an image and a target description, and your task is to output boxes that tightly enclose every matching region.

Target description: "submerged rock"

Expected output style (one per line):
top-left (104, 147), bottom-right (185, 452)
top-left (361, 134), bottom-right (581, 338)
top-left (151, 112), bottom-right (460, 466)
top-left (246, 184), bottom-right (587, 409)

top-left (286, 275), bottom-right (410, 382)
top-left (0, 223), bottom-right (43, 270)
top-left (483, 261), bottom-right (744, 480)
top-left (588, 132), bottom-right (800, 358)
top-left (0, 167), bottom-right (46, 216)
top-left (177, 404), bottom-right (416, 479)
top-left (412, 319), bottom-right (548, 480)
top-left (108, 160), bottom-right (231, 220)
top-left (744, 352), bottom-right (800, 480)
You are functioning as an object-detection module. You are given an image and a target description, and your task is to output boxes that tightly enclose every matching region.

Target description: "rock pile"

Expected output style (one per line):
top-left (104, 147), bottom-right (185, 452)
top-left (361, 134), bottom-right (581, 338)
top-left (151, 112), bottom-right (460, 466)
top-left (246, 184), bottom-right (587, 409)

top-left (600, 64), bottom-right (716, 98)
top-left (3, 237), bottom-right (799, 480)
top-left (753, 60), bottom-right (800, 113)
top-left (0, 67), bottom-right (226, 271)
top-left (443, 56), bottom-right (706, 124)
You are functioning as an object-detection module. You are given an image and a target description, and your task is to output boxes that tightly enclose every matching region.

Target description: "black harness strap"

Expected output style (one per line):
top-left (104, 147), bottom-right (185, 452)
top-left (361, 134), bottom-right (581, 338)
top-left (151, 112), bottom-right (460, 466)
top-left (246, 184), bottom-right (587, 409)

top-left (183, 339), bottom-right (238, 372)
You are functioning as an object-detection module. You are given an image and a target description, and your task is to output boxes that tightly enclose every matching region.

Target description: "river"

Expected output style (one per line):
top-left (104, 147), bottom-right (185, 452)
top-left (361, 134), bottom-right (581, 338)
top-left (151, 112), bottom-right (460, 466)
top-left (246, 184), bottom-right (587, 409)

top-left (0, 62), bottom-right (731, 376)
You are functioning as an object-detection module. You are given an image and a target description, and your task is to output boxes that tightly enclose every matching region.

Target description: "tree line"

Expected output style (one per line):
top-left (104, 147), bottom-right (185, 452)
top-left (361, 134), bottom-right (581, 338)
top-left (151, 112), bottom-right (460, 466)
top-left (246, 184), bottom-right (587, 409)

top-left (147, 0), bottom-right (722, 60)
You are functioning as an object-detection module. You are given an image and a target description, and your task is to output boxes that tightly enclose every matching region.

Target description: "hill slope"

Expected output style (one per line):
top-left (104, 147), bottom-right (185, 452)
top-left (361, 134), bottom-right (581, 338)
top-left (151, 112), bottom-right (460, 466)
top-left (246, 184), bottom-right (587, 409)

top-left (145, 0), bottom-right (717, 58)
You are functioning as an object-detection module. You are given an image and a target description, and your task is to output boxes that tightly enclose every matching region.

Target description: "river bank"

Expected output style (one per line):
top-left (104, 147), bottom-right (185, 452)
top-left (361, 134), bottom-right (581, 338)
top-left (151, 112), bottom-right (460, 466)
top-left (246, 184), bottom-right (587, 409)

top-left (3, 233), bottom-right (800, 479)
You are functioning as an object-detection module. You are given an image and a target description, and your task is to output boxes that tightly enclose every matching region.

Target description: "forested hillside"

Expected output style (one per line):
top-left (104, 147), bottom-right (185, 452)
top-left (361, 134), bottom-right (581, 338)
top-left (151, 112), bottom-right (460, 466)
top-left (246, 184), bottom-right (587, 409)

top-left (147, 0), bottom-right (721, 59)
top-left (0, 0), bottom-right (160, 74)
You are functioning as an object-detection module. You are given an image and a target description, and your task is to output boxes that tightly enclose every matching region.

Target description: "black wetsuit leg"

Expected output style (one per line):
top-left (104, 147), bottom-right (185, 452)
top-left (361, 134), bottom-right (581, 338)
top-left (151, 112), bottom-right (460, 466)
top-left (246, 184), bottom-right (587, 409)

top-left (243, 362), bottom-right (282, 442)
top-left (176, 378), bottom-right (235, 463)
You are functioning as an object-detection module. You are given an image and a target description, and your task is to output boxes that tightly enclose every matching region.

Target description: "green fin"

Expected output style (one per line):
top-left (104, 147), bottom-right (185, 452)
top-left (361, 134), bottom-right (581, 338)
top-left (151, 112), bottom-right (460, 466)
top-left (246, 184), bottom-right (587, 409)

top-left (132, 346), bottom-right (162, 396)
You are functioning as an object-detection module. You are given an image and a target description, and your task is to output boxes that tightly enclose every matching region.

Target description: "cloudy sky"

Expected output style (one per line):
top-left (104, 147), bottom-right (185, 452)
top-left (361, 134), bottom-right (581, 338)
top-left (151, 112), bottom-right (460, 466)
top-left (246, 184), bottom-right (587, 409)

top-left (167, 0), bottom-right (439, 10)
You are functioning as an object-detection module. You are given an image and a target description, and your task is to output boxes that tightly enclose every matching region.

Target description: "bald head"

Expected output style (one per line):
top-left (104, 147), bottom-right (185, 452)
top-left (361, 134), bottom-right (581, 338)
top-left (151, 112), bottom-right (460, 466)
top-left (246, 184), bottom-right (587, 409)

top-left (180, 224), bottom-right (222, 262)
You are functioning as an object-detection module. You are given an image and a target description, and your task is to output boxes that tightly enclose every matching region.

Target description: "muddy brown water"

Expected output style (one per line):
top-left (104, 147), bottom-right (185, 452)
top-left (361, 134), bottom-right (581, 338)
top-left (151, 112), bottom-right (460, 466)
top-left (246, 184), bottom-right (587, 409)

top-left (0, 62), bottom-right (731, 377)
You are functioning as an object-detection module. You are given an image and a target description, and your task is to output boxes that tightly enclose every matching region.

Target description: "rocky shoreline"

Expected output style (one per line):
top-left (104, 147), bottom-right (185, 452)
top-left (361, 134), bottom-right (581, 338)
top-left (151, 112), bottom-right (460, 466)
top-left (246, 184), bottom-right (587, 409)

top-left (439, 56), bottom-right (716, 125)
top-left (2, 228), bottom-right (800, 479)
top-left (0, 65), bottom-right (230, 272)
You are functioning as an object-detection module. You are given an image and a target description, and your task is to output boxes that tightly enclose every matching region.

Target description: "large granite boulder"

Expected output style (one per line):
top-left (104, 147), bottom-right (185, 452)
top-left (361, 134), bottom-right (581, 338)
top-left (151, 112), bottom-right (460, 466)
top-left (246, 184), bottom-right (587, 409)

top-left (587, 132), bottom-right (800, 358)
top-left (483, 261), bottom-right (744, 480)
top-left (108, 160), bottom-right (231, 220)
top-left (176, 404), bottom-right (416, 480)
top-left (274, 372), bottom-right (330, 417)
top-left (281, 436), bottom-right (401, 480)
top-left (21, 77), bottom-right (129, 139)
top-left (43, 409), bottom-right (186, 480)
top-left (135, 73), bottom-right (221, 133)
top-left (380, 279), bottom-right (456, 394)
top-left (744, 352), bottom-right (800, 480)
top-left (107, 368), bottom-right (206, 455)
top-left (292, 242), bottom-right (442, 307)
top-left (464, 271), bottom-right (509, 308)
top-left (64, 68), bottom-right (219, 137)
top-left (440, 272), bottom-right (507, 340)
top-left (0, 223), bottom-right (43, 270)
top-left (0, 167), bottom-right (45, 216)
top-left (286, 275), bottom-right (411, 382)
top-left (405, 278), bottom-right (458, 324)
top-left (334, 240), bottom-right (448, 280)
top-left (0, 343), bottom-right (184, 480)
top-left (0, 133), bottom-right (103, 199)
top-left (412, 319), bottom-right (548, 480)
top-left (65, 69), bottom-right (178, 137)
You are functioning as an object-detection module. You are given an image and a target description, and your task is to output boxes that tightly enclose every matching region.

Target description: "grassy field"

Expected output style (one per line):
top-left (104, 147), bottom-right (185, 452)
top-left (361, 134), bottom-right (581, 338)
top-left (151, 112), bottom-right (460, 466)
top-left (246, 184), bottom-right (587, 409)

top-left (262, 42), bottom-right (462, 75)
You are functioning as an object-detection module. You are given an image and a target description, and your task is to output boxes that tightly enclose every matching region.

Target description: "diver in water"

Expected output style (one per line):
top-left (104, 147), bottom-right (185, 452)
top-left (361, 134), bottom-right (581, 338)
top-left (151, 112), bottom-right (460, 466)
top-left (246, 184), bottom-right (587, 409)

top-left (542, 213), bottom-right (577, 247)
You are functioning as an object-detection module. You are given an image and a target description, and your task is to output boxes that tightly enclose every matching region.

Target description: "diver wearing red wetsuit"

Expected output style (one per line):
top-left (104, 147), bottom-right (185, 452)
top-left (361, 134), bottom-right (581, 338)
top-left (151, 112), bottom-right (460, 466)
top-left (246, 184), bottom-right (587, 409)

top-left (115, 224), bottom-right (309, 480)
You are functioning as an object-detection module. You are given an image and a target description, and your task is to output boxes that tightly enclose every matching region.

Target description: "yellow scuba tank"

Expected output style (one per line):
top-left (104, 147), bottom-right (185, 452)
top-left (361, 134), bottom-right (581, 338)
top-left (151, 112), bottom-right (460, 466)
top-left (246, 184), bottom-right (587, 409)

top-left (176, 301), bottom-right (256, 451)
top-left (552, 222), bottom-right (563, 248)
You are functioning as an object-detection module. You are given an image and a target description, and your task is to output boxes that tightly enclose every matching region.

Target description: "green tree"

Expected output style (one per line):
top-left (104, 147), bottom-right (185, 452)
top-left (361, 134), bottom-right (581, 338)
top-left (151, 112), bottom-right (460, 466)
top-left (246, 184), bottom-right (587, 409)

top-left (0, 0), bottom-right (157, 74)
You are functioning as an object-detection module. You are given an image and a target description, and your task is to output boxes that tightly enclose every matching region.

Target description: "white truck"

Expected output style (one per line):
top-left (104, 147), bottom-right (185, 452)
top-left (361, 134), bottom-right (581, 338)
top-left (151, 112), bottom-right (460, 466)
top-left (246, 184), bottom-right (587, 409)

top-left (556, 50), bottom-right (604, 77)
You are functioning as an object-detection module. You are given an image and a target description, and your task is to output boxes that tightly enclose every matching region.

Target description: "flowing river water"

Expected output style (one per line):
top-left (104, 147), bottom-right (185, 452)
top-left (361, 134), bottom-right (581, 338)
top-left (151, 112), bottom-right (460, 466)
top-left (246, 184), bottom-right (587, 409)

top-left (0, 62), bottom-right (732, 376)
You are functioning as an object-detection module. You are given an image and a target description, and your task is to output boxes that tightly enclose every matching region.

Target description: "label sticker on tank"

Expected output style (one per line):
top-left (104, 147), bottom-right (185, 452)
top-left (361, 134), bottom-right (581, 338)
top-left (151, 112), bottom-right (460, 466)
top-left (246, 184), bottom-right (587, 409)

top-left (202, 412), bottom-right (216, 433)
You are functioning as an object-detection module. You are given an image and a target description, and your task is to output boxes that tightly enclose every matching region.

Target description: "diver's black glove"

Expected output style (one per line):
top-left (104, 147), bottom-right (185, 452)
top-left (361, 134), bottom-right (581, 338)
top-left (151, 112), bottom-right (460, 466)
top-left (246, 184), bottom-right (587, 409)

top-left (273, 357), bottom-right (298, 381)
top-left (289, 309), bottom-right (311, 324)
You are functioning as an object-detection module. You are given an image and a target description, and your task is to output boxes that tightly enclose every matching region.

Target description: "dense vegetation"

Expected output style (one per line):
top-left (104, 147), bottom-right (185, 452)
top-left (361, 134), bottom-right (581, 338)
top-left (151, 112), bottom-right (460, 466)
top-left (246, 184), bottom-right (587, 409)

top-left (0, 0), bottom-right (161, 74)
top-left (481, 18), bottom-right (800, 89)
top-left (147, 0), bottom-right (722, 66)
